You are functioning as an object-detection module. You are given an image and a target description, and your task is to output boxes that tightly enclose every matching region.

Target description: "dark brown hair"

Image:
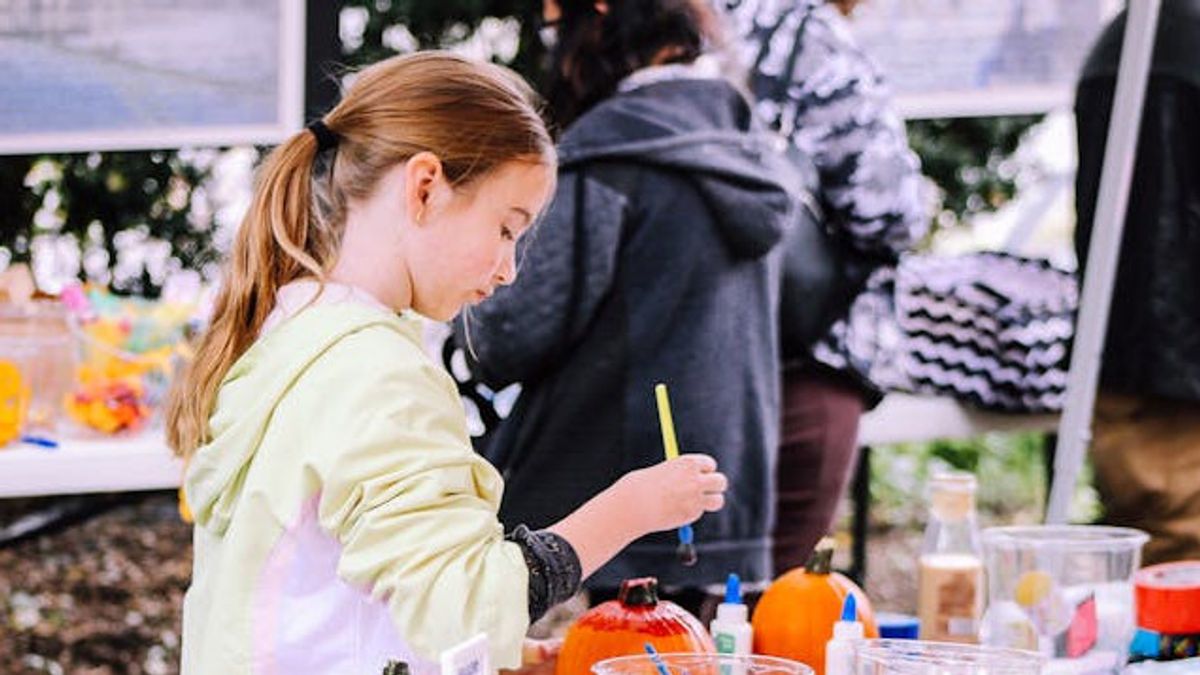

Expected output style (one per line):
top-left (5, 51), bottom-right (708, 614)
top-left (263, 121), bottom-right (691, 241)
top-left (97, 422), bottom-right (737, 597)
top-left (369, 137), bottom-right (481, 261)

top-left (546, 0), bottom-right (722, 128)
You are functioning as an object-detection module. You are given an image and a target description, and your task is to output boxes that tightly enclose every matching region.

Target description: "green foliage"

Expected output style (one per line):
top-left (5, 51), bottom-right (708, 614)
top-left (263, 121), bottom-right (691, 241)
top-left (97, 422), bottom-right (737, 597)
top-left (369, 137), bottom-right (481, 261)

top-left (340, 0), bottom-right (542, 75)
top-left (907, 115), bottom-right (1043, 236)
top-left (869, 431), bottom-right (1051, 528)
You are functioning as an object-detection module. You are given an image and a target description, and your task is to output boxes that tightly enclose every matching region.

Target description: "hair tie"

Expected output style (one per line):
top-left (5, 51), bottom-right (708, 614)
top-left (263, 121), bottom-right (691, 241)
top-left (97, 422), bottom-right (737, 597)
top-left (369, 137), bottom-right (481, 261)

top-left (306, 120), bottom-right (339, 152)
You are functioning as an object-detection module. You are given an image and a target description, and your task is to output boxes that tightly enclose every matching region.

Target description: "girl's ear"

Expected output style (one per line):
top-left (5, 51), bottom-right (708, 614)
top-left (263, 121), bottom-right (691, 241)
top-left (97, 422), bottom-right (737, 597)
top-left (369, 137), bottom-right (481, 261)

top-left (594, 1), bottom-right (608, 15)
top-left (403, 151), bottom-right (445, 226)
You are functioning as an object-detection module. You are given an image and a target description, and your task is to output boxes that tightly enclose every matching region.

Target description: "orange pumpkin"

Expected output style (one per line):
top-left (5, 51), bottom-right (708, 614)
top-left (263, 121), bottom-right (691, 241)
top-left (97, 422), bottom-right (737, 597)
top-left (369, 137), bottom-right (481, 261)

top-left (556, 577), bottom-right (715, 675)
top-left (751, 539), bottom-right (879, 675)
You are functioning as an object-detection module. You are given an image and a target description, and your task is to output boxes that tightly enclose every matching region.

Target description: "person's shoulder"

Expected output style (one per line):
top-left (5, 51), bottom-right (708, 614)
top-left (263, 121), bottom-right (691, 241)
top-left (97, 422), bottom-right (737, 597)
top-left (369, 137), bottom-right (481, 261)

top-left (261, 306), bottom-right (433, 386)
top-left (316, 314), bottom-right (432, 377)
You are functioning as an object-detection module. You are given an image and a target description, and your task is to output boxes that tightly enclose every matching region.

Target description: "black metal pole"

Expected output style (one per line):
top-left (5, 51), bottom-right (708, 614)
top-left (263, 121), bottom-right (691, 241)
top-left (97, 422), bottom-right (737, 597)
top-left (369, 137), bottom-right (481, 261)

top-left (848, 445), bottom-right (871, 586)
top-left (305, 0), bottom-right (341, 121)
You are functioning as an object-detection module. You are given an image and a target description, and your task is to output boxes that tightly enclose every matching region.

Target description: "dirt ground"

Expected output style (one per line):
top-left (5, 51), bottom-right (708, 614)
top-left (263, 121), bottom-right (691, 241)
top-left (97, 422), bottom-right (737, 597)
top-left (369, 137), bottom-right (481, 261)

top-left (0, 492), bottom-right (922, 674)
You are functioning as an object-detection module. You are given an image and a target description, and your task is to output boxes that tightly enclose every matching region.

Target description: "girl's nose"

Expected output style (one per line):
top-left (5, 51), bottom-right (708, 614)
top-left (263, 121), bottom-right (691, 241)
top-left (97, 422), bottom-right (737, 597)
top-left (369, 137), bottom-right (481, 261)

top-left (495, 247), bottom-right (517, 286)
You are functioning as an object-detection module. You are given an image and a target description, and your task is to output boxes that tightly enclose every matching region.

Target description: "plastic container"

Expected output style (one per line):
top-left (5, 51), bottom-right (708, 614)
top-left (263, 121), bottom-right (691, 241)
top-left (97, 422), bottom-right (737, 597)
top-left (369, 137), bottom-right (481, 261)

top-left (854, 639), bottom-right (1043, 674)
top-left (0, 302), bottom-right (77, 439)
top-left (592, 653), bottom-right (812, 675)
top-left (980, 525), bottom-right (1148, 673)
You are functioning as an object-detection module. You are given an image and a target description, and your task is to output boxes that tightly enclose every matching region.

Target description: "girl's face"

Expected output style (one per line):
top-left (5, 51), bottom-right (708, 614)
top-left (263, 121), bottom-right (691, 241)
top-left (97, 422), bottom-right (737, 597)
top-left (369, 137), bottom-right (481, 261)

top-left (409, 161), bottom-right (555, 321)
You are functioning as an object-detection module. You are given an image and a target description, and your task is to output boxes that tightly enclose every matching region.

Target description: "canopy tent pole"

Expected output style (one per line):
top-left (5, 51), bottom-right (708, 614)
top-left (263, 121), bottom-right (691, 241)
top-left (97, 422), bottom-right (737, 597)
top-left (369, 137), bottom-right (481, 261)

top-left (1046, 0), bottom-right (1162, 524)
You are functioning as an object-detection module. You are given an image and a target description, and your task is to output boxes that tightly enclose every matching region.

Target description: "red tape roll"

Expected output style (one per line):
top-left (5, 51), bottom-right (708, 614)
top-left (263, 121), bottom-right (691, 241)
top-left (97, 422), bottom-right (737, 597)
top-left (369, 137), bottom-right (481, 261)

top-left (1136, 561), bottom-right (1200, 635)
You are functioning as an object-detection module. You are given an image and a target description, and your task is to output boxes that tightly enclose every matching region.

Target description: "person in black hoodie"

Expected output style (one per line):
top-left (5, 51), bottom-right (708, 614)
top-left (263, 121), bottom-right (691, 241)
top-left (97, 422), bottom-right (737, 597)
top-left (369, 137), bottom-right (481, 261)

top-left (1075, 0), bottom-right (1200, 565)
top-left (455, 0), bottom-right (805, 613)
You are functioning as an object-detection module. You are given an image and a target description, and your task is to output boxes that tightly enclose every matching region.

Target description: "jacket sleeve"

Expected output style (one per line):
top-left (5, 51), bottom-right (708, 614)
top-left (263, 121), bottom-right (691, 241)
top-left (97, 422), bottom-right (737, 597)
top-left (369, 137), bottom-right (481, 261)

top-left (756, 7), bottom-right (929, 258)
top-left (304, 330), bottom-right (530, 668)
top-left (454, 166), bottom-right (629, 388)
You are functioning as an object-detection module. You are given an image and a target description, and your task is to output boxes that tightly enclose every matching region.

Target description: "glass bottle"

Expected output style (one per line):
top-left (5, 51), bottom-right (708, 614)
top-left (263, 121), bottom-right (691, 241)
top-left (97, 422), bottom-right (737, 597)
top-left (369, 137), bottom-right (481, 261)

top-left (917, 471), bottom-right (984, 643)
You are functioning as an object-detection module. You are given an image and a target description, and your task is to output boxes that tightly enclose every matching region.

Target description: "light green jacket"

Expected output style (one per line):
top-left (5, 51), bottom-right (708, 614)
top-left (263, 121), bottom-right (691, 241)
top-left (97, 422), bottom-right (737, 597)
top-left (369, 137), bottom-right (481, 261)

top-left (181, 304), bottom-right (529, 674)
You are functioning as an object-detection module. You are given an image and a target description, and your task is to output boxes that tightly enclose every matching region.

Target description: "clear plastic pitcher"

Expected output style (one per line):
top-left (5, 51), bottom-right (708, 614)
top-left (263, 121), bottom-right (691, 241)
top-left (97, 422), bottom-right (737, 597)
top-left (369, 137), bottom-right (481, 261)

top-left (854, 639), bottom-right (1043, 674)
top-left (591, 653), bottom-right (812, 675)
top-left (981, 526), bottom-right (1148, 673)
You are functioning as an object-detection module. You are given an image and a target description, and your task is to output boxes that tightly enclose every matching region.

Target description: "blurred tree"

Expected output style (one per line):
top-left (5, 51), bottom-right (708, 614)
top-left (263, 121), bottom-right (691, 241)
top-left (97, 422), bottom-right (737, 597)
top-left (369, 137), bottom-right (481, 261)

top-left (908, 115), bottom-right (1043, 237)
top-left (0, 1), bottom-right (1037, 295)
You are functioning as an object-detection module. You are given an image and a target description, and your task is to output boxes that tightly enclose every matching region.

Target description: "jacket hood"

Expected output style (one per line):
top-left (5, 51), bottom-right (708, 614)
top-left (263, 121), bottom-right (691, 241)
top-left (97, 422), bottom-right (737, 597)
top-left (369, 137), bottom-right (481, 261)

top-left (184, 305), bottom-right (411, 535)
top-left (557, 77), bottom-right (808, 258)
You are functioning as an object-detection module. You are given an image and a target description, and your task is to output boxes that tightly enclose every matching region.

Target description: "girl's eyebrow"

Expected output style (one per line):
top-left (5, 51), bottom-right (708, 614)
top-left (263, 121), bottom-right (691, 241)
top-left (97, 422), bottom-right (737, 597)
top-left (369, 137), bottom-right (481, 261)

top-left (510, 206), bottom-right (534, 225)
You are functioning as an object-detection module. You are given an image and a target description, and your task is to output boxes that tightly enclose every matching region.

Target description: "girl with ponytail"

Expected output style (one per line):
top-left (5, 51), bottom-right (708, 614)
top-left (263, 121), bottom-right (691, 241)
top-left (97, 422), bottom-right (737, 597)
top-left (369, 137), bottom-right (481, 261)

top-left (166, 52), bottom-right (726, 674)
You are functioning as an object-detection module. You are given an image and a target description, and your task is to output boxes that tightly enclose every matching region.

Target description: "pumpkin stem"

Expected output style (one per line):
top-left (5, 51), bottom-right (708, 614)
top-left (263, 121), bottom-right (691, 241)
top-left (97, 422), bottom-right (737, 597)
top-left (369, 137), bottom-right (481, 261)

top-left (381, 660), bottom-right (410, 675)
top-left (804, 537), bottom-right (836, 575)
top-left (618, 577), bottom-right (660, 607)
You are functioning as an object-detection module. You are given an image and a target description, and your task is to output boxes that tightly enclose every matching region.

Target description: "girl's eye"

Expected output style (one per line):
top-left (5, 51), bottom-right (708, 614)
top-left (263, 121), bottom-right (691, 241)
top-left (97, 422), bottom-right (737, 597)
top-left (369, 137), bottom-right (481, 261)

top-left (500, 226), bottom-right (515, 242)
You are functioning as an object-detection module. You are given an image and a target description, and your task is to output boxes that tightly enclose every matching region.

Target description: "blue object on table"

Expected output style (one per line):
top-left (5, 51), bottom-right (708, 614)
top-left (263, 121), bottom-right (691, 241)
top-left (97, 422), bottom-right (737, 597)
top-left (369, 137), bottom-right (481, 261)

top-left (644, 643), bottom-right (672, 675)
top-left (20, 435), bottom-right (59, 449)
top-left (876, 612), bottom-right (920, 639)
top-left (1132, 628), bottom-right (1162, 659)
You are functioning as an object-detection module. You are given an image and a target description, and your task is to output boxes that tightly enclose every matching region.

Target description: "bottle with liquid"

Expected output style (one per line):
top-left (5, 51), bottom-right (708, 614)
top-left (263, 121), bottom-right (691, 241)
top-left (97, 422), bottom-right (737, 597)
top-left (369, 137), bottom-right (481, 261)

top-left (917, 471), bottom-right (984, 643)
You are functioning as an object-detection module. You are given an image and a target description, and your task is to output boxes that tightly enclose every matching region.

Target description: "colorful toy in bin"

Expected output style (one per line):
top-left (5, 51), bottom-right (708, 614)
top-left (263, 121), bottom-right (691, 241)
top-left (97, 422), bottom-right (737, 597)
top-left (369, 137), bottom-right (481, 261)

top-left (555, 577), bottom-right (715, 675)
top-left (752, 538), bottom-right (879, 675)
top-left (60, 283), bottom-right (195, 434)
top-left (65, 379), bottom-right (151, 434)
top-left (0, 360), bottom-right (31, 446)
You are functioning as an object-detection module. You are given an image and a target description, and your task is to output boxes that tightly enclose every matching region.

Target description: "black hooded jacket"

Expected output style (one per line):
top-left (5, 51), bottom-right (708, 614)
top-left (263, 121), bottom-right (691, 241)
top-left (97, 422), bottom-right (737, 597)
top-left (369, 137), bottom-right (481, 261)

top-left (456, 76), bottom-right (805, 588)
top-left (1075, 0), bottom-right (1200, 403)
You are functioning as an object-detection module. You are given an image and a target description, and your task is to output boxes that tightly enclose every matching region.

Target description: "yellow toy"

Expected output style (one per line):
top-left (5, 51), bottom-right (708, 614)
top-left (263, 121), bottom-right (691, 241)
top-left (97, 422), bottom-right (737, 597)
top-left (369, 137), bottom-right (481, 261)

top-left (0, 360), bottom-right (30, 446)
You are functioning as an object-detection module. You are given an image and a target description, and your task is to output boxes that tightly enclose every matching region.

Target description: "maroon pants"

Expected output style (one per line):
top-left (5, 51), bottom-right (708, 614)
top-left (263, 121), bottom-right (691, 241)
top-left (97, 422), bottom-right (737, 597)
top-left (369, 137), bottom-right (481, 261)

top-left (772, 364), bottom-right (865, 574)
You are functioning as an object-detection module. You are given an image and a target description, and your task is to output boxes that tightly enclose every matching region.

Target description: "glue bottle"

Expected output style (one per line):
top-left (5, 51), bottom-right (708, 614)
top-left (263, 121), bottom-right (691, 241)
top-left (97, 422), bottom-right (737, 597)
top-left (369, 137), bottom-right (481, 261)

top-left (825, 594), bottom-right (864, 675)
top-left (710, 573), bottom-right (753, 655)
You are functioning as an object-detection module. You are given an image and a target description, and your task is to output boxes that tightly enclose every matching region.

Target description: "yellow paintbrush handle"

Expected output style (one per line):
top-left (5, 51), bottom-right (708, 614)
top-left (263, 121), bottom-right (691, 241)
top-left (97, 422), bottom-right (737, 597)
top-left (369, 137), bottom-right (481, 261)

top-left (654, 383), bottom-right (680, 460)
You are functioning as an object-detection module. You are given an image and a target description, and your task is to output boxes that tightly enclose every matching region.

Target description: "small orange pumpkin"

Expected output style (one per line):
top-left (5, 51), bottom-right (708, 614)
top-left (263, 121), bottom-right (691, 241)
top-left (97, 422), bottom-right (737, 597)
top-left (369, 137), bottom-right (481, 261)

top-left (556, 577), bottom-right (715, 675)
top-left (751, 539), bottom-right (879, 675)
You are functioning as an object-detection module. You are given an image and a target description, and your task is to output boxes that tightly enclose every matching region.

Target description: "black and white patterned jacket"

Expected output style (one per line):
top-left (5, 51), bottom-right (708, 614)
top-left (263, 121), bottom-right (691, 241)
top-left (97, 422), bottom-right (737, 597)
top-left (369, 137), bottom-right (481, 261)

top-left (722, 0), bottom-right (929, 384)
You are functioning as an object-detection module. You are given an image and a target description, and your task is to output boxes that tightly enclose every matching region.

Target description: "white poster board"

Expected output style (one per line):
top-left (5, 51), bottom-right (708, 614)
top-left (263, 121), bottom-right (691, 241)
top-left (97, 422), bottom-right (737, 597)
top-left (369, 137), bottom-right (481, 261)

top-left (849, 0), bottom-right (1124, 119)
top-left (0, 0), bottom-right (305, 154)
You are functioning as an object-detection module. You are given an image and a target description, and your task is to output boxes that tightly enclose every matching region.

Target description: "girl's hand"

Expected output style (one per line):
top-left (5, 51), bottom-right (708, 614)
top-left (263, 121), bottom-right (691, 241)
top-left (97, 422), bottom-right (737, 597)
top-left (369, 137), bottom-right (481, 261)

top-left (545, 454), bottom-right (727, 580)
top-left (614, 454), bottom-right (727, 534)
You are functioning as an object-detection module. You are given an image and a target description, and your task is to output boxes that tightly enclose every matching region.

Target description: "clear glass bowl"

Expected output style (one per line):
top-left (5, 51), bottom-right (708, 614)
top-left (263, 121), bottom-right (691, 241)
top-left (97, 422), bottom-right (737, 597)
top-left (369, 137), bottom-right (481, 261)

top-left (855, 639), bottom-right (1044, 674)
top-left (592, 653), bottom-right (813, 675)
